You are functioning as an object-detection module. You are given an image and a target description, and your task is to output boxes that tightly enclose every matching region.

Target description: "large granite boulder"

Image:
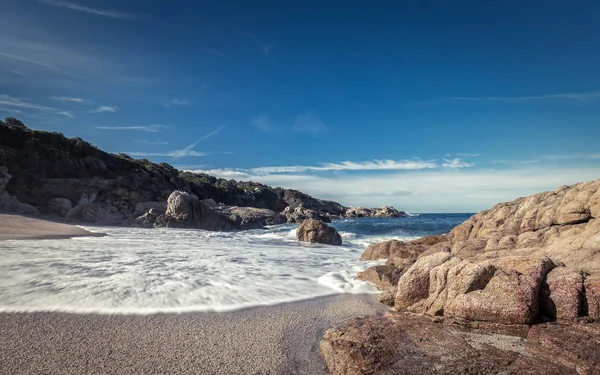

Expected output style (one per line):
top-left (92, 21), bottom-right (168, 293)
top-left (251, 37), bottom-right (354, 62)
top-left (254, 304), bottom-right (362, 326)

top-left (296, 219), bottom-right (342, 246)
top-left (153, 190), bottom-right (233, 231)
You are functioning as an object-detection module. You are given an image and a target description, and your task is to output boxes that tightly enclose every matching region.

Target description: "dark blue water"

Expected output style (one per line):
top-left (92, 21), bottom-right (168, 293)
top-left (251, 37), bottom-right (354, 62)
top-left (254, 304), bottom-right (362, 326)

top-left (330, 213), bottom-right (472, 245)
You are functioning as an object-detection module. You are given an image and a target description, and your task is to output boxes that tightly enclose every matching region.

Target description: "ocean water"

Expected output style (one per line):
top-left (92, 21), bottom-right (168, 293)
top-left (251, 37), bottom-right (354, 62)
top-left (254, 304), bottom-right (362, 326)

top-left (0, 213), bottom-right (470, 314)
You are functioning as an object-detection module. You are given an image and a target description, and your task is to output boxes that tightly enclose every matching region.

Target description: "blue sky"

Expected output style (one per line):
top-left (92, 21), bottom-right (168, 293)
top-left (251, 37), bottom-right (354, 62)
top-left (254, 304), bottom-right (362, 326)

top-left (1, 0), bottom-right (599, 212)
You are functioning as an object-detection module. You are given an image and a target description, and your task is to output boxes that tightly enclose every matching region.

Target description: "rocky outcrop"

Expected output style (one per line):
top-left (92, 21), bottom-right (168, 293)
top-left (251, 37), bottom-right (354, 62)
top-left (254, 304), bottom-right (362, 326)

top-left (0, 119), bottom-right (352, 225)
top-left (345, 205), bottom-right (406, 218)
top-left (321, 179), bottom-right (600, 374)
top-left (150, 191), bottom-right (234, 231)
top-left (320, 312), bottom-right (589, 375)
top-left (283, 205), bottom-right (331, 223)
top-left (0, 165), bottom-right (40, 216)
top-left (214, 206), bottom-right (286, 229)
top-left (357, 179), bottom-right (600, 325)
top-left (296, 219), bottom-right (342, 246)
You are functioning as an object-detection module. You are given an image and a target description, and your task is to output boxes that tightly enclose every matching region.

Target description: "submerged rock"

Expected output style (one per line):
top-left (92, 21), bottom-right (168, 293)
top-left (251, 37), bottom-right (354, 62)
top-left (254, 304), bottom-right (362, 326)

top-left (296, 219), bottom-right (342, 246)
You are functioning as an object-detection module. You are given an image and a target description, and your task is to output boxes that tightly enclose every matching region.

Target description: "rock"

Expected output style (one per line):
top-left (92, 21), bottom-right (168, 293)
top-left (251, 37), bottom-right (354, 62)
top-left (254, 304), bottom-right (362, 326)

top-left (132, 201), bottom-right (167, 217)
top-left (48, 197), bottom-right (72, 217)
top-left (0, 166), bottom-right (40, 216)
top-left (215, 206), bottom-right (286, 229)
top-left (357, 265), bottom-right (405, 290)
top-left (319, 313), bottom-right (577, 375)
top-left (361, 238), bottom-right (440, 261)
top-left (153, 190), bottom-right (233, 231)
top-left (345, 205), bottom-right (406, 218)
top-left (283, 205), bottom-right (330, 223)
top-left (540, 267), bottom-right (584, 321)
top-left (526, 323), bottom-right (600, 374)
top-left (296, 219), bottom-right (342, 246)
top-left (133, 208), bottom-right (162, 228)
top-left (394, 252), bottom-right (453, 310)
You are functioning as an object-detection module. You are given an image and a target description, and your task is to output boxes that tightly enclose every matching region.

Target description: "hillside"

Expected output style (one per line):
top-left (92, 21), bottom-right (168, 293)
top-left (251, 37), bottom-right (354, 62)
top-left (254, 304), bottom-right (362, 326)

top-left (0, 118), bottom-right (402, 228)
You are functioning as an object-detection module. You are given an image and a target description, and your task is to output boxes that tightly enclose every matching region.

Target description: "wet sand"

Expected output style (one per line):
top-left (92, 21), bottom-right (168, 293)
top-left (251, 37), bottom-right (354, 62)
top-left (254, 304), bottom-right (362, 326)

top-left (0, 294), bottom-right (385, 375)
top-left (0, 214), bottom-right (103, 240)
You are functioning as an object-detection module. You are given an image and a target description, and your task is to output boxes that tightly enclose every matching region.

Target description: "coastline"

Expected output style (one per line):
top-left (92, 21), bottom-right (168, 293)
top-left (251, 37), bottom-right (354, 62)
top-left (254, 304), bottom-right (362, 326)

top-left (0, 293), bottom-right (385, 375)
top-left (0, 213), bottom-right (105, 240)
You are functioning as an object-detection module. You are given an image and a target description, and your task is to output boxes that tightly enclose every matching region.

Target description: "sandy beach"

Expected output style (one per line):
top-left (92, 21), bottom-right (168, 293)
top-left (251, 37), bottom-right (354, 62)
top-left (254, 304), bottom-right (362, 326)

top-left (0, 214), bottom-right (103, 240)
top-left (0, 294), bottom-right (384, 375)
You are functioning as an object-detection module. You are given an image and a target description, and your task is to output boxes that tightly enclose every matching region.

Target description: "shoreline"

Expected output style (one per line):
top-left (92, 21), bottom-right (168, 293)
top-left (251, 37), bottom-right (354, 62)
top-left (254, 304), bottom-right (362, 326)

top-left (0, 213), bottom-right (106, 240)
top-left (0, 293), bottom-right (385, 375)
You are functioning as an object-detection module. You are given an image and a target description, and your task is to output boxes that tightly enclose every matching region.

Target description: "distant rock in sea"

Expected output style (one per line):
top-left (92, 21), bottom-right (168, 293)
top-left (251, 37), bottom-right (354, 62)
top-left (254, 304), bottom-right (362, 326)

top-left (296, 219), bottom-right (343, 246)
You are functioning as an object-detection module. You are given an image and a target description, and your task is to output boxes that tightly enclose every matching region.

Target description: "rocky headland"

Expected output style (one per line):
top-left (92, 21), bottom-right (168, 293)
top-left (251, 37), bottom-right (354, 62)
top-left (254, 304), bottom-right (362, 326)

top-left (0, 118), bottom-right (404, 231)
top-left (320, 178), bottom-right (600, 374)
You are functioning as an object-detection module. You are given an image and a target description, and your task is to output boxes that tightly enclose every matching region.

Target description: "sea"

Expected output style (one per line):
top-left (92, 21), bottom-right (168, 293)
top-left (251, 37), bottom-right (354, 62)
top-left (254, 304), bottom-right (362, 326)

top-left (0, 213), bottom-right (470, 314)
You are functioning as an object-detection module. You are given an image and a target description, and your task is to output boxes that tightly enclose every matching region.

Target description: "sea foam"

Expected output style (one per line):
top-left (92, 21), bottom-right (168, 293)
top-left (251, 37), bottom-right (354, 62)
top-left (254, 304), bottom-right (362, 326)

top-left (0, 215), bottom-right (469, 314)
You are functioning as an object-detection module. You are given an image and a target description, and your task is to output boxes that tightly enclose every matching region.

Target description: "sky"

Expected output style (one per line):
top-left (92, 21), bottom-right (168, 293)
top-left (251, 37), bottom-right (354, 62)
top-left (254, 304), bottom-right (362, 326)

top-left (1, 0), bottom-right (599, 213)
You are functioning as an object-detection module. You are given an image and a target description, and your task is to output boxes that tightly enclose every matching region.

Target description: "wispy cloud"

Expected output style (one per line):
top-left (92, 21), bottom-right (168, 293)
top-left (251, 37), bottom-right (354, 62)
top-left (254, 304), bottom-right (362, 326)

top-left (127, 125), bottom-right (227, 159)
top-left (442, 158), bottom-right (472, 168)
top-left (49, 96), bottom-right (85, 103)
top-left (91, 105), bottom-right (118, 113)
top-left (449, 91), bottom-right (600, 101)
top-left (240, 30), bottom-right (271, 55)
top-left (0, 51), bottom-right (60, 72)
top-left (6, 69), bottom-right (26, 77)
top-left (291, 112), bottom-right (328, 134)
top-left (97, 125), bottom-right (168, 133)
top-left (0, 94), bottom-right (72, 117)
top-left (164, 98), bottom-right (190, 108)
top-left (37, 0), bottom-right (134, 19)
top-left (0, 107), bottom-right (24, 114)
top-left (251, 115), bottom-right (279, 134)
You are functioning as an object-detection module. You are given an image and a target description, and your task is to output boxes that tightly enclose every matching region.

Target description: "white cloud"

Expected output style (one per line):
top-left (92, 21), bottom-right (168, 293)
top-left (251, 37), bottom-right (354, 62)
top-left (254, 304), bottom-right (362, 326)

top-left (97, 125), bottom-right (167, 133)
top-left (0, 94), bottom-right (72, 117)
top-left (49, 96), bottom-right (85, 103)
top-left (37, 0), bottom-right (134, 19)
top-left (291, 112), bottom-right (328, 134)
top-left (127, 151), bottom-right (205, 158)
top-left (0, 107), bottom-right (24, 114)
top-left (164, 98), bottom-right (190, 108)
top-left (125, 125), bottom-right (226, 160)
top-left (250, 159), bottom-right (437, 174)
top-left (251, 115), bottom-right (279, 134)
top-left (186, 166), bottom-right (600, 213)
top-left (92, 105), bottom-right (118, 113)
top-left (442, 158), bottom-right (472, 168)
top-left (0, 51), bottom-right (61, 72)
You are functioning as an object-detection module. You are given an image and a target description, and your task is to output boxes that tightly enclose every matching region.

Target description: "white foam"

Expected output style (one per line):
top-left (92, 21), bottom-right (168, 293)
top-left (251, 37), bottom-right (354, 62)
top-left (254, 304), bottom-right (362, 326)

top-left (0, 225), bottom-right (383, 314)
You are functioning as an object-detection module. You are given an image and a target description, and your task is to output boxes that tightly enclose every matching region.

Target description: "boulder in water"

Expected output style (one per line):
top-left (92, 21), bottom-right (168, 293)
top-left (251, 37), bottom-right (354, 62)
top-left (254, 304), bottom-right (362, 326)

top-left (296, 219), bottom-right (342, 246)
